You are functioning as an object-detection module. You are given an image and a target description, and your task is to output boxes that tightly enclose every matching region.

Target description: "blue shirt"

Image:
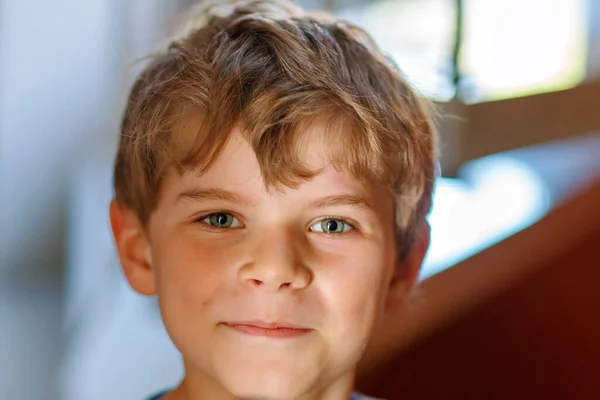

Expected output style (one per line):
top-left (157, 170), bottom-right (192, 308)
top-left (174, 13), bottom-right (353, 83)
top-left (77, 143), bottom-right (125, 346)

top-left (147, 390), bottom-right (381, 399)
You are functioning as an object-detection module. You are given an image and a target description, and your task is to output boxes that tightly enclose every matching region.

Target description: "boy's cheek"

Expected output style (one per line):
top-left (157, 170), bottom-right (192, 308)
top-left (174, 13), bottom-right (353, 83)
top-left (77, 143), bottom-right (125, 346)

top-left (322, 258), bottom-right (390, 327)
top-left (151, 238), bottom-right (221, 314)
top-left (153, 249), bottom-right (222, 357)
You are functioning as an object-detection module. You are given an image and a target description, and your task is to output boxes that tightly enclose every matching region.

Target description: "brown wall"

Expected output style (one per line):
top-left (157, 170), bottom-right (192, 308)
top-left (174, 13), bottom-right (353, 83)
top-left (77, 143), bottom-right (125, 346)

top-left (356, 183), bottom-right (600, 399)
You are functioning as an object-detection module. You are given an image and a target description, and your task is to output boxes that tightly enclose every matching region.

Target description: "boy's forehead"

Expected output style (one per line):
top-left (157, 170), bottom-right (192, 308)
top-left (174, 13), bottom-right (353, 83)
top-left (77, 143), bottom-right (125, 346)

top-left (174, 112), bottom-right (338, 169)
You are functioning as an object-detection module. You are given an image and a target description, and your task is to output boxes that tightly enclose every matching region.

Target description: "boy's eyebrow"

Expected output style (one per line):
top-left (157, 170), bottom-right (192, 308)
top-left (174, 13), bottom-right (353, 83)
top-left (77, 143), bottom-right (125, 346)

top-left (176, 188), bottom-right (255, 206)
top-left (177, 189), bottom-right (373, 211)
top-left (308, 195), bottom-right (374, 212)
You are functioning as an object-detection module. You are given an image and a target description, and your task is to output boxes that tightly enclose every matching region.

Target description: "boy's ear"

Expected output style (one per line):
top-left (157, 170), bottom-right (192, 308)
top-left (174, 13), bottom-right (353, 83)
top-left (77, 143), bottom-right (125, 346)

top-left (109, 199), bottom-right (156, 296)
top-left (385, 218), bottom-right (430, 313)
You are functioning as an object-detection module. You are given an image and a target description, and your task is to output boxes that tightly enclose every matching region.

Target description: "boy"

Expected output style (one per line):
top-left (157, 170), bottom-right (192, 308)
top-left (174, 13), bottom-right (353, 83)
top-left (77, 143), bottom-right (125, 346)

top-left (109, 0), bottom-right (436, 399)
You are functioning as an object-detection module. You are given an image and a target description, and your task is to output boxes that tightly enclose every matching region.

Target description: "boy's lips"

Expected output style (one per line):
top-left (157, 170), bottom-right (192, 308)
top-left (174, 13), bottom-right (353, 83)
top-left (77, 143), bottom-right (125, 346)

top-left (222, 320), bottom-right (314, 338)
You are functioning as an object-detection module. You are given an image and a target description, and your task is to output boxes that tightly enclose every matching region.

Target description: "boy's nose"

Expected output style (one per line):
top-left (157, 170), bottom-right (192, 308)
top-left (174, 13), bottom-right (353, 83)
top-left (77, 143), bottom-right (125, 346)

top-left (238, 228), bottom-right (311, 291)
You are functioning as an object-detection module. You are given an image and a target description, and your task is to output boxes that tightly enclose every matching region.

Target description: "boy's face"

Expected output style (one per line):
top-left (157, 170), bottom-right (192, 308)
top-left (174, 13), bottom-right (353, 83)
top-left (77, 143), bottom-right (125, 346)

top-left (112, 124), bottom-right (425, 399)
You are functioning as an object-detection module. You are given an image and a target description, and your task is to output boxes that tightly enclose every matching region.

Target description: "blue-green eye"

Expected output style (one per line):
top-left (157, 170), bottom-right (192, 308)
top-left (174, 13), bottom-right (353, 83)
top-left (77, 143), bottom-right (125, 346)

top-left (309, 218), bottom-right (354, 234)
top-left (202, 212), bottom-right (243, 229)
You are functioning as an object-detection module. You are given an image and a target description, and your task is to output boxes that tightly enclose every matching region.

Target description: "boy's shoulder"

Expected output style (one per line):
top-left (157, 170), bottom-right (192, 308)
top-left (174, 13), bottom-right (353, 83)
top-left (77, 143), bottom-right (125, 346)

top-left (147, 391), bottom-right (168, 400)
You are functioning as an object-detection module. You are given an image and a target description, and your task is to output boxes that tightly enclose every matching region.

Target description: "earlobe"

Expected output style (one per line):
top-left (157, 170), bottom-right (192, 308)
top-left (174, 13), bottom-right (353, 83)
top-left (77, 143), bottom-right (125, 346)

top-left (109, 200), bottom-right (156, 296)
top-left (385, 218), bottom-right (431, 313)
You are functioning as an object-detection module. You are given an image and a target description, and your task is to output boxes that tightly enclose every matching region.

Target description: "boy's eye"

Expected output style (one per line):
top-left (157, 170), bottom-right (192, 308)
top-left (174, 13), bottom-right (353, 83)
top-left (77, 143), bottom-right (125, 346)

top-left (309, 218), bottom-right (354, 234)
top-left (201, 212), bottom-right (243, 229)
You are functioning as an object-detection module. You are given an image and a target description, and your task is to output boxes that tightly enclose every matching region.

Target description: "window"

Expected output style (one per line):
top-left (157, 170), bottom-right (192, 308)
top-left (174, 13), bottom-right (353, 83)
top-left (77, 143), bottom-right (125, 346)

top-left (338, 0), bottom-right (588, 103)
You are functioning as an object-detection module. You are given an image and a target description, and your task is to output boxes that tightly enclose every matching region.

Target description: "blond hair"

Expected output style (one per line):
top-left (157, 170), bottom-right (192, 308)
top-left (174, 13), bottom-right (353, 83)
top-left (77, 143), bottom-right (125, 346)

top-left (114, 0), bottom-right (437, 259)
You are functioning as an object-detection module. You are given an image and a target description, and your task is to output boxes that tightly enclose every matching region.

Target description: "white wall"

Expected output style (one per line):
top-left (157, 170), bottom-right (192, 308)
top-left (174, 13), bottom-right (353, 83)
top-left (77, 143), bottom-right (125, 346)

top-left (0, 0), bottom-right (124, 398)
top-left (0, 0), bottom-right (123, 277)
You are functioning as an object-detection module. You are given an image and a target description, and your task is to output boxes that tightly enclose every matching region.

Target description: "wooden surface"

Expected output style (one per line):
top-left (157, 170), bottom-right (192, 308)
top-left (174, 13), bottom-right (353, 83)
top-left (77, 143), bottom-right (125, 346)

top-left (356, 179), bottom-right (600, 399)
top-left (463, 80), bottom-right (600, 162)
top-left (437, 80), bottom-right (600, 175)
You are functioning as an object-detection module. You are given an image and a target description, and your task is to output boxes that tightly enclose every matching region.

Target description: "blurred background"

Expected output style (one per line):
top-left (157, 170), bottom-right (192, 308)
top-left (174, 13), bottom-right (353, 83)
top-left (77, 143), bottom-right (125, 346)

top-left (1, 0), bottom-right (599, 399)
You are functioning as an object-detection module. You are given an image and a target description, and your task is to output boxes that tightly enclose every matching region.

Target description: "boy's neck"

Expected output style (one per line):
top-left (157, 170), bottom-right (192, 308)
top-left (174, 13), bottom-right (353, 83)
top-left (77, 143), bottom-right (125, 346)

top-left (164, 365), bottom-right (357, 400)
